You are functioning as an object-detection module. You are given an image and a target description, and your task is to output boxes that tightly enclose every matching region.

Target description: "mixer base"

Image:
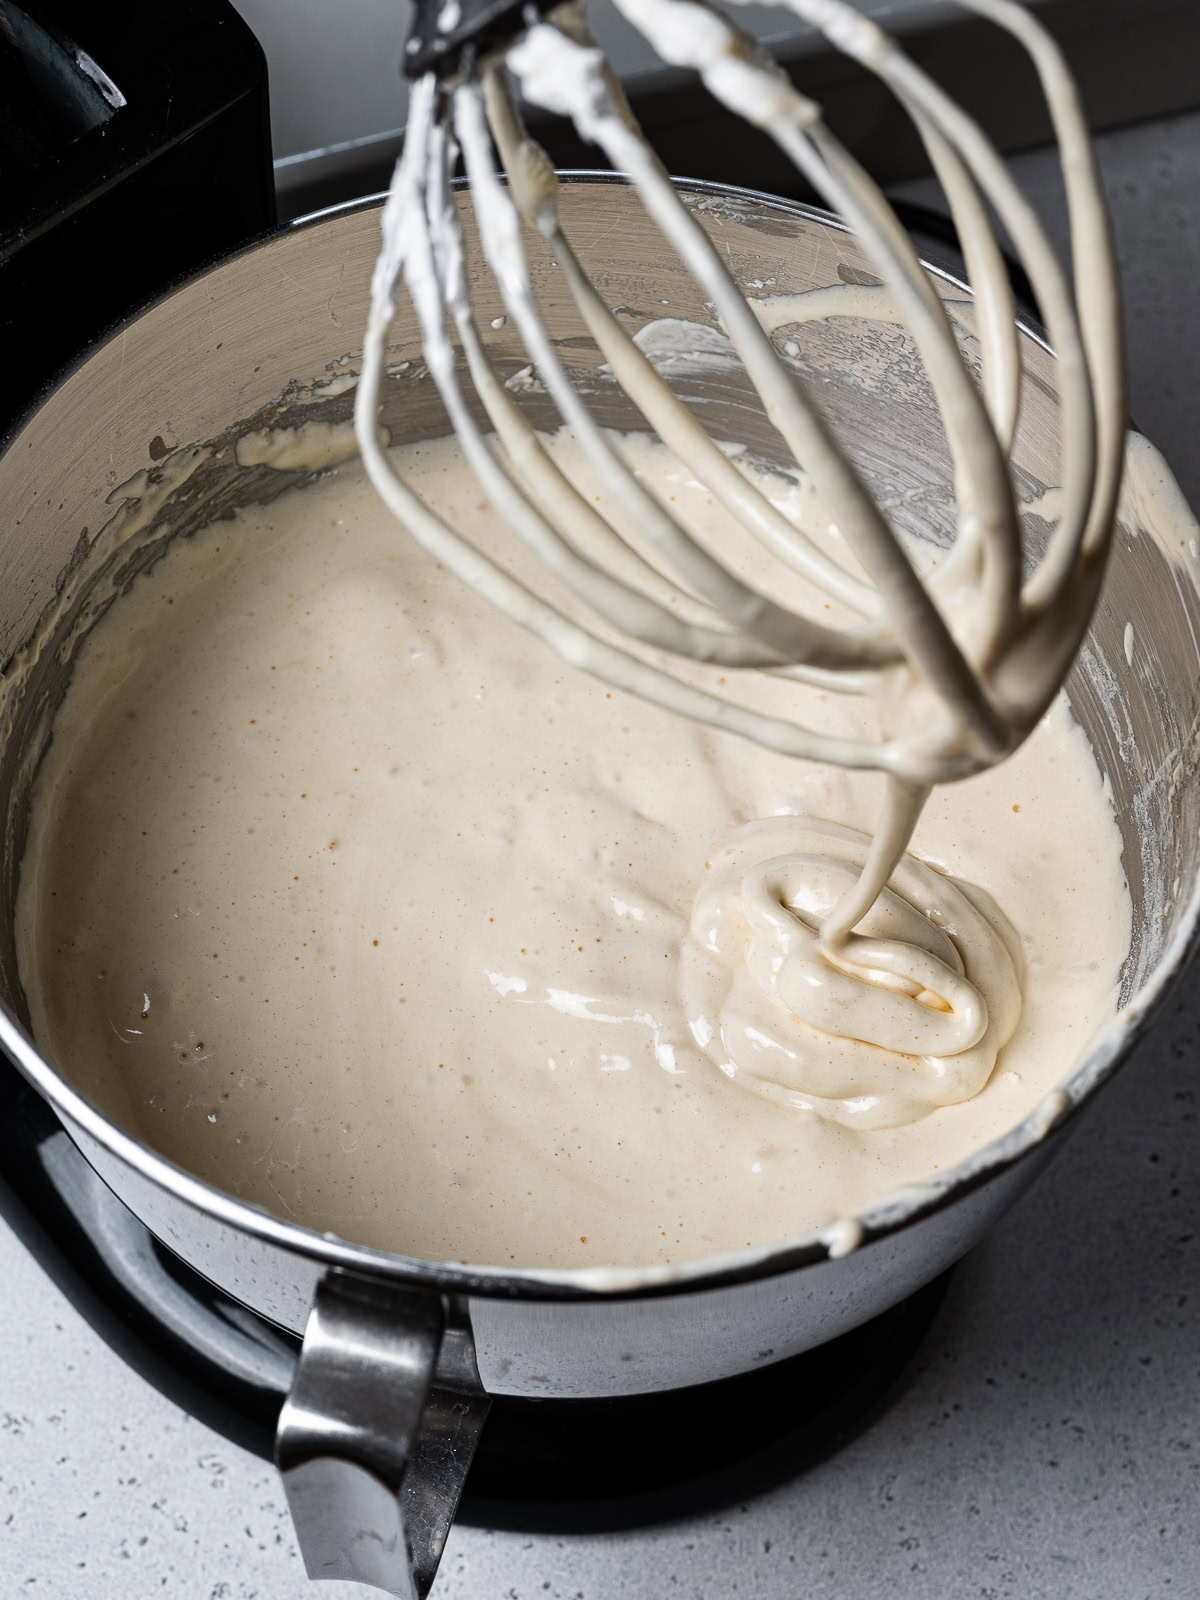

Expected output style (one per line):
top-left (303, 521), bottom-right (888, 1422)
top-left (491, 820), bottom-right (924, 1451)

top-left (1, 1060), bottom-right (949, 1531)
top-left (461, 1271), bottom-right (949, 1532)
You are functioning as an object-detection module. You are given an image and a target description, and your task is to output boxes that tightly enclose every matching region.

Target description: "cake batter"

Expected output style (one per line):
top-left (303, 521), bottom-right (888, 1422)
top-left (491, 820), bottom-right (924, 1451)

top-left (15, 431), bottom-right (1131, 1268)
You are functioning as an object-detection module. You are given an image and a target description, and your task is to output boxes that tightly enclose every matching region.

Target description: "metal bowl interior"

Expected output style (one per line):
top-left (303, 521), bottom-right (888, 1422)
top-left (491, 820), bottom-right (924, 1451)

top-left (1, 176), bottom-right (1198, 1311)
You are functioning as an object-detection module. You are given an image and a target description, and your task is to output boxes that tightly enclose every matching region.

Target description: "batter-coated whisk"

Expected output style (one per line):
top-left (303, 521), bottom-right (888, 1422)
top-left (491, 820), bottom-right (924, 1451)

top-left (354, 0), bottom-right (1125, 929)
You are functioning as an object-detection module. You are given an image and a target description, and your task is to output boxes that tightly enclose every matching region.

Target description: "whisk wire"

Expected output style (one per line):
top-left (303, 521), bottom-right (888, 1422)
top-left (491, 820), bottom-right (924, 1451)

top-left (507, 19), bottom-right (1011, 750)
top-left (453, 79), bottom-right (892, 668)
top-left (482, 66), bottom-right (885, 618)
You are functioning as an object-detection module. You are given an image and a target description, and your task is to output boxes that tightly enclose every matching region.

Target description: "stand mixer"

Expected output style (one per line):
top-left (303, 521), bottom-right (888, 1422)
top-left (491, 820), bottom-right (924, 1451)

top-left (4, 8), bottom-right (1198, 1600)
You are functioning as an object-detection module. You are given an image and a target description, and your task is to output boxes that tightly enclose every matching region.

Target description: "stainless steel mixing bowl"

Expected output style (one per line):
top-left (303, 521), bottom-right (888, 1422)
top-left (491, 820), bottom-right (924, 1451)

top-left (1, 177), bottom-right (1197, 1598)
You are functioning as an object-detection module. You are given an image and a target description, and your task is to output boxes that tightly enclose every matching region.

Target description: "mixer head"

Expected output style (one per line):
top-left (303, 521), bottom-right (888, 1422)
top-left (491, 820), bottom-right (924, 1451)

top-left (355, 0), bottom-right (1126, 791)
top-left (403, 0), bottom-right (552, 79)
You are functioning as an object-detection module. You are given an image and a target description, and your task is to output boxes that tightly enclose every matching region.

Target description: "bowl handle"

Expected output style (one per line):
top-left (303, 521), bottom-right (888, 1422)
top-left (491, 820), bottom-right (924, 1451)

top-left (277, 1270), bottom-right (491, 1597)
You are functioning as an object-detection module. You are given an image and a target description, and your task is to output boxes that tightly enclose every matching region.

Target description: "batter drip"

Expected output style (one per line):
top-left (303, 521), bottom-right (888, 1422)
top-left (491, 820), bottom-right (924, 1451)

top-left (684, 816), bottom-right (1023, 1130)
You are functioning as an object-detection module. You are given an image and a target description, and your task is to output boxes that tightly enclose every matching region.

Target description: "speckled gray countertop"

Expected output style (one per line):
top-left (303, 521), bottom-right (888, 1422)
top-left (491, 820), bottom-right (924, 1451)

top-left (3, 110), bottom-right (1199, 1600)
